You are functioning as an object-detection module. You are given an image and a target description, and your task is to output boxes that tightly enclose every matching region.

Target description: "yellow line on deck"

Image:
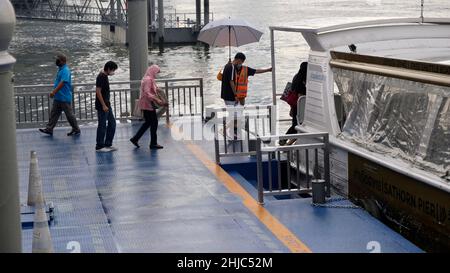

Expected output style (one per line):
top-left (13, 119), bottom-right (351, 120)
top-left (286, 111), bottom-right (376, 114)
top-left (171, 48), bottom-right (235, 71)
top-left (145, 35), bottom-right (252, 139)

top-left (168, 124), bottom-right (312, 253)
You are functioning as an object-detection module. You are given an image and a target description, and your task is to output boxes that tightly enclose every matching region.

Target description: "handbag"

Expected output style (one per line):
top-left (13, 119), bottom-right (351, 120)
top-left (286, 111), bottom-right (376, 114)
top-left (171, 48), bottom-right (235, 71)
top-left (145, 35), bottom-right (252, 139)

top-left (217, 63), bottom-right (232, 81)
top-left (280, 82), bottom-right (298, 107)
top-left (285, 91), bottom-right (298, 107)
top-left (280, 82), bottom-right (292, 101)
top-left (154, 88), bottom-right (168, 118)
top-left (133, 99), bottom-right (143, 118)
top-left (151, 87), bottom-right (166, 109)
top-left (156, 89), bottom-right (168, 118)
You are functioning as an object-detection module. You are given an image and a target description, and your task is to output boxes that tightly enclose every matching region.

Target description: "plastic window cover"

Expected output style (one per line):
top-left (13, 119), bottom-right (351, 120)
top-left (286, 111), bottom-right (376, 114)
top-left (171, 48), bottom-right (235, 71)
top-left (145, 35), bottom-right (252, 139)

top-left (332, 68), bottom-right (450, 179)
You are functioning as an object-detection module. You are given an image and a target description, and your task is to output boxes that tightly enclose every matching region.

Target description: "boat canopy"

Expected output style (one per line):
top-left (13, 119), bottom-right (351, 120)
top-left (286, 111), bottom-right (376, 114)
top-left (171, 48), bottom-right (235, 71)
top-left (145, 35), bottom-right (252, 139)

top-left (269, 18), bottom-right (450, 180)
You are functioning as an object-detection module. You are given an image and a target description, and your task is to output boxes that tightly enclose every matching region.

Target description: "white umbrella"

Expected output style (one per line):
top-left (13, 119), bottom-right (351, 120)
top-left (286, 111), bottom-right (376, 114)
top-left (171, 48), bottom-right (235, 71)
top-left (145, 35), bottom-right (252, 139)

top-left (198, 18), bottom-right (264, 60)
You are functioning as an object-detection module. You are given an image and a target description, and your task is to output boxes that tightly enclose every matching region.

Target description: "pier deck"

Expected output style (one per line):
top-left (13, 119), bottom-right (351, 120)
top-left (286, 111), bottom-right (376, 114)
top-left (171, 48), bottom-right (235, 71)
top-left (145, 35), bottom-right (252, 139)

top-left (17, 123), bottom-right (422, 252)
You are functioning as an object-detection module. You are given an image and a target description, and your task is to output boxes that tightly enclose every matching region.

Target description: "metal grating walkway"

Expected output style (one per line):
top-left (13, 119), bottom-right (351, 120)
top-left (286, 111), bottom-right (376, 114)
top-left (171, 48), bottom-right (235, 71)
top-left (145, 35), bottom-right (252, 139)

top-left (17, 124), bottom-right (288, 253)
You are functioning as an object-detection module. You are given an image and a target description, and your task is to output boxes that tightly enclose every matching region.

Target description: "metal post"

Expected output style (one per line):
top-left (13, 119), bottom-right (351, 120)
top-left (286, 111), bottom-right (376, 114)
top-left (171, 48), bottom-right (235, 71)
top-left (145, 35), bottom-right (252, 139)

top-left (157, 0), bottom-right (165, 44)
top-left (195, 0), bottom-right (201, 31)
top-left (314, 148), bottom-right (320, 178)
top-left (270, 105), bottom-right (276, 135)
top-left (204, 0), bottom-right (210, 26)
top-left (256, 138), bottom-right (264, 205)
top-left (270, 28), bottom-right (277, 106)
top-left (71, 86), bottom-right (75, 112)
top-left (128, 0), bottom-right (149, 111)
top-left (213, 113), bottom-right (220, 164)
top-left (324, 134), bottom-right (331, 197)
top-left (0, 0), bottom-right (22, 252)
top-left (165, 81), bottom-right (169, 124)
top-left (199, 78), bottom-right (204, 121)
top-left (312, 179), bottom-right (326, 204)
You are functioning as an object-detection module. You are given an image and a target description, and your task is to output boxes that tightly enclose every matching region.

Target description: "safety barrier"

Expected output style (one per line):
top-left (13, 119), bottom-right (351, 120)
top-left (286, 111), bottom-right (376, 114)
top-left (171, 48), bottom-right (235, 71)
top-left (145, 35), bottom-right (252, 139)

top-left (255, 132), bottom-right (330, 204)
top-left (14, 78), bottom-right (204, 128)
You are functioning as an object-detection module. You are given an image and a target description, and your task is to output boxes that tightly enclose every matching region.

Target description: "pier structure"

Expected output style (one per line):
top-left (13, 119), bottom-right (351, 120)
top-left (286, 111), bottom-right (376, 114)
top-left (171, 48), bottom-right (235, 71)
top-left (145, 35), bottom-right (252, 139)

top-left (10, 0), bottom-right (213, 45)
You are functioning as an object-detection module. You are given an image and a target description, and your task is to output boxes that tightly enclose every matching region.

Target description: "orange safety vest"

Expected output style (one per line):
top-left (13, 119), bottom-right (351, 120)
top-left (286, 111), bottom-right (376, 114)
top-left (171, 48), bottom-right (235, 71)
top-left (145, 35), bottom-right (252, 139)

top-left (235, 66), bottom-right (248, 99)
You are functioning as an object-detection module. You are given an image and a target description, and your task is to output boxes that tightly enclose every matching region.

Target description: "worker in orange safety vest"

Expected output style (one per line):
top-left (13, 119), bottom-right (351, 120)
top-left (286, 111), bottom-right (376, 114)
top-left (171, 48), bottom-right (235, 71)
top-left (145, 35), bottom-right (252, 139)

top-left (220, 52), bottom-right (272, 106)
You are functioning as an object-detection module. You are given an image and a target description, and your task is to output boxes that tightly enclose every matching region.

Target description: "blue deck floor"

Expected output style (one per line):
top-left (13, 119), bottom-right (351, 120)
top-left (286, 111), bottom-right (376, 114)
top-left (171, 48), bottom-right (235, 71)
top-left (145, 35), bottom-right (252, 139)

top-left (16, 122), bottom-right (423, 253)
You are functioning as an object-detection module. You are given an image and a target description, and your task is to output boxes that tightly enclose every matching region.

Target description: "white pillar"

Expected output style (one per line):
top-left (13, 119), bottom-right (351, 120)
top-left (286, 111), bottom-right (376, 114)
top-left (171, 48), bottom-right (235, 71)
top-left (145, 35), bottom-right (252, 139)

top-left (128, 0), bottom-right (149, 109)
top-left (0, 0), bottom-right (22, 253)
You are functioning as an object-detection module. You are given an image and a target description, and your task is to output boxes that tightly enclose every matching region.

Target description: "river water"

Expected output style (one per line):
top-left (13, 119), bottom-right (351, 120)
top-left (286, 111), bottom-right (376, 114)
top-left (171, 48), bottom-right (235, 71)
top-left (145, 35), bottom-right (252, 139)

top-left (9, 0), bottom-right (450, 108)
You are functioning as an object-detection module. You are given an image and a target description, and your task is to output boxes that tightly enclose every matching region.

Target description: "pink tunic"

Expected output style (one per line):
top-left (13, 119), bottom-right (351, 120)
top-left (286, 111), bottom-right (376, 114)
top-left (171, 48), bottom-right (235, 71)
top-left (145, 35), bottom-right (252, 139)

top-left (138, 65), bottom-right (161, 111)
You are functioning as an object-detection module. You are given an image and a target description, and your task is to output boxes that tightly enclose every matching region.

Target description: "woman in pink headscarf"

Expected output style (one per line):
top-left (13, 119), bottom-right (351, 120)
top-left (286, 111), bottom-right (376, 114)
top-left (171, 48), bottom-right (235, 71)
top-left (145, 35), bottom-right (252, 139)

top-left (130, 65), bottom-right (168, 149)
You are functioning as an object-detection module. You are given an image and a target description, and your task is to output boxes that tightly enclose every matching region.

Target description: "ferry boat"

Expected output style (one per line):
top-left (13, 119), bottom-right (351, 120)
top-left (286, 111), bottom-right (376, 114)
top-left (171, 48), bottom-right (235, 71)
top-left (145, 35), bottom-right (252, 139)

top-left (268, 18), bottom-right (450, 252)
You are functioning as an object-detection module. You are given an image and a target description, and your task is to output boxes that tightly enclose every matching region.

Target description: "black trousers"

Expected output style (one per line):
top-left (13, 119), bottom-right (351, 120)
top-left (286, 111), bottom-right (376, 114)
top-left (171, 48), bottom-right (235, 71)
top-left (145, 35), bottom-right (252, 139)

top-left (286, 106), bottom-right (298, 135)
top-left (132, 110), bottom-right (158, 146)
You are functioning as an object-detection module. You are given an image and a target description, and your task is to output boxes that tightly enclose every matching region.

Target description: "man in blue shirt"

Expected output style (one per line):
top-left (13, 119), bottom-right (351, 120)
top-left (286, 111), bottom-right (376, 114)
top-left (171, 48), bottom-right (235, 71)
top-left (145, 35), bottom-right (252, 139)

top-left (39, 54), bottom-right (80, 136)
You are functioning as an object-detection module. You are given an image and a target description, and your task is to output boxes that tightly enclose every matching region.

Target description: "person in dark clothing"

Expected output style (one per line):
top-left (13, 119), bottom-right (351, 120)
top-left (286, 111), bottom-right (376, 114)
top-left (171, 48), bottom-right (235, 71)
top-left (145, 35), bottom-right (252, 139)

top-left (220, 53), bottom-right (272, 139)
top-left (280, 62), bottom-right (308, 145)
top-left (291, 62), bottom-right (308, 98)
top-left (95, 61), bottom-right (118, 152)
top-left (39, 53), bottom-right (80, 136)
top-left (221, 52), bottom-right (272, 106)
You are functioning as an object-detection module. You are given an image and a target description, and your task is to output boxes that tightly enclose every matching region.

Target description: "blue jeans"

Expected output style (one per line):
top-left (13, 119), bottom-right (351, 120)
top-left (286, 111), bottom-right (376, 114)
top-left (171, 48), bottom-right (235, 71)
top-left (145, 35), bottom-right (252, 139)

top-left (96, 109), bottom-right (116, 148)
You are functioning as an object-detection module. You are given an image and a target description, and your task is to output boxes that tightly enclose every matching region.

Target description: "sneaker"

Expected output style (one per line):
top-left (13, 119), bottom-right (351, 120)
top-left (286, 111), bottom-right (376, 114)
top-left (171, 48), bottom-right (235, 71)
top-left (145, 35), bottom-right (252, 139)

top-left (150, 144), bottom-right (163, 150)
top-left (39, 128), bottom-right (53, 136)
top-left (130, 138), bottom-right (140, 148)
top-left (104, 146), bottom-right (118, 152)
top-left (95, 147), bottom-right (110, 153)
top-left (67, 129), bottom-right (81, 136)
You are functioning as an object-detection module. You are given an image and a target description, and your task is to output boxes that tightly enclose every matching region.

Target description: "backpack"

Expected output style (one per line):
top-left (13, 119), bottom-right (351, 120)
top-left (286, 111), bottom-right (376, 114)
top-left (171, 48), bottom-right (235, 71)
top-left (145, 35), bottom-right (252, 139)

top-left (217, 63), bottom-right (234, 81)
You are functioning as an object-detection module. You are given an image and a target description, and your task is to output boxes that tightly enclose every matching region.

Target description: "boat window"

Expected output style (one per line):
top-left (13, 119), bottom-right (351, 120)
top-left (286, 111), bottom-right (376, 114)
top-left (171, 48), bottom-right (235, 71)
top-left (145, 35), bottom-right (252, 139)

top-left (333, 93), bottom-right (345, 129)
top-left (332, 68), bottom-right (450, 178)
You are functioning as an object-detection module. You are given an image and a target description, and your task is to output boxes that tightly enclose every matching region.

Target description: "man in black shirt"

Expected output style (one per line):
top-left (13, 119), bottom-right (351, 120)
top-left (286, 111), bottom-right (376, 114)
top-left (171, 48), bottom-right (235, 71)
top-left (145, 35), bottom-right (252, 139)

top-left (220, 52), bottom-right (272, 106)
top-left (95, 61), bottom-right (118, 152)
top-left (219, 53), bottom-right (272, 139)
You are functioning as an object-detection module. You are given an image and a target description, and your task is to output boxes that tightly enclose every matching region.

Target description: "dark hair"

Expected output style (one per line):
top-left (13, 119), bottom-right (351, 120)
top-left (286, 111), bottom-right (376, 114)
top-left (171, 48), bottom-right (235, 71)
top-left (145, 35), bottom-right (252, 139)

top-left (291, 62), bottom-right (308, 96)
top-left (56, 53), bottom-right (67, 63)
top-left (104, 61), bottom-right (118, 71)
top-left (234, 52), bottom-right (246, 61)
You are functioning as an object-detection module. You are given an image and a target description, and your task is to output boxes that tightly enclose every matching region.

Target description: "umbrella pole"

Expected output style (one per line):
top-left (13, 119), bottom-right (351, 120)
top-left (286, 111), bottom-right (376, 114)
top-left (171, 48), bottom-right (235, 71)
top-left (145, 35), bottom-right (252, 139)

top-left (229, 26), bottom-right (231, 62)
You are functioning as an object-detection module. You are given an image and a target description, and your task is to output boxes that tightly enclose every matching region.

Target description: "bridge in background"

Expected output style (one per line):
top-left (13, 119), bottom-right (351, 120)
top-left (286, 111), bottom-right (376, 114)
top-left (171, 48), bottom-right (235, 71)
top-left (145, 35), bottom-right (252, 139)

top-left (13, 0), bottom-right (128, 25)
top-left (11, 0), bottom-right (213, 44)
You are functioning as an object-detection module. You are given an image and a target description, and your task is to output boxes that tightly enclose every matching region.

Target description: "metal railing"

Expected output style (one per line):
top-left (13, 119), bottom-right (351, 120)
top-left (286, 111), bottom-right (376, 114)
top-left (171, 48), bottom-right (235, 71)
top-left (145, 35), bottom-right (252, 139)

top-left (256, 133), bottom-right (330, 204)
top-left (14, 78), bottom-right (204, 128)
top-left (153, 12), bottom-right (214, 29)
top-left (210, 105), bottom-right (276, 164)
